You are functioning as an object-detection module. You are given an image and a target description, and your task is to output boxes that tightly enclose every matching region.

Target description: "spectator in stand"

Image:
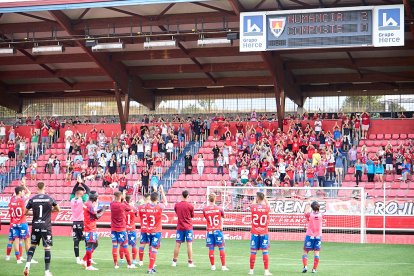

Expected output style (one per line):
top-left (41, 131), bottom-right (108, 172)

top-left (18, 138), bottom-right (26, 162)
top-left (305, 162), bottom-right (316, 187)
top-left (314, 118), bottom-right (322, 137)
top-left (374, 160), bottom-right (384, 182)
top-left (184, 152), bottom-right (193, 175)
top-left (385, 149), bottom-right (394, 174)
top-left (18, 160), bottom-right (27, 179)
top-left (353, 114), bottom-right (361, 140)
top-left (334, 153), bottom-right (344, 186)
top-left (395, 151), bottom-right (404, 175)
top-left (212, 144), bottom-right (220, 167)
top-left (365, 157), bottom-right (375, 182)
top-left (166, 139), bottom-right (173, 161)
top-left (53, 155), bottom-right (60, 175)
top-left (0, 122), bottom-right (6, 143)
top-left (216, 153), bottom-right (224, 176)
top-left (316, 161), bottom-right (326, 187)
top-left (98, 153), bottom-right (107, 172)
top-left (86, 140), bottom-right (97, 168)
top-left (401, 159), bottom-right (411, 182)
top-left (348, 146), bottom-right (357, 167)
top-left (118, 173), bottom-right (127, 193)
top-left (102, 171), bottom-right (112, 187)
top-left (342, 122), bottom-right (351, 151)
top-left (107, 154), bottom-right (117, 175)
top-left (30, 129), bottom-right (39, 158)
top-left (355, 159), bottom-right (363, 186)
top-left (73, 160), bottom-right (82, 180)
top-left (128, 150), bottom-right (138, 175)
top-left (150, 172), bottom-right (160, 192)
top-left (361, 111), bottom-right (370, 139)
top-left (29, 159), bottom-right (37, 180)
top-left (8, 126), bottom-right (15, 142)
top-left (240, 165), bottom-right (249, 184)
top-left (7, 139), bottom-right (15, 164)
top-left (34, 115), bottom-right (42, 134)
top-left (196, 154), bottom-right (204, 176)
top-left (40, 124), bottom-right (49, 148)
top-left (0, 152), bottom-right (8, 166)
top-left (141, 167), bottom-right (150, 194)
top-left (229, 164), bottom-right (238, 182)
top-left (119, 152), bottom-right (128, 174)
top-left (0, 163), bottom-right (7, 189)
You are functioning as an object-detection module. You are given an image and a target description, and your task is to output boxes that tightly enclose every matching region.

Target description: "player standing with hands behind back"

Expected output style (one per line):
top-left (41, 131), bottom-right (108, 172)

top-left (302, 201), bottom-right (323, 274)
top-left (172, 190), bottom-right (195, 268)
top-left (249, 192), bottom-right (272, 276)
top-left (23, 182), bottom-right (60, 276)
top-left (202, 193), bottom-right (229, 271)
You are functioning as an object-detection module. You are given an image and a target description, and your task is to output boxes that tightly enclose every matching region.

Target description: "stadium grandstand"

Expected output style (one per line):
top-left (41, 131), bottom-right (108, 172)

top-left (0, 0), bottom-right (413, 275)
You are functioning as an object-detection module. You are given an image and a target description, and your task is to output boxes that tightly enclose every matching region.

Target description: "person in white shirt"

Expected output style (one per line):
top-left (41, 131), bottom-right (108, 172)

top-left (19, 139), bottom-right (26, 161)
top-left (0, 122), bottom-right (6, 143)
top-left (197, 154), bottom-right (204, 176)
top-left (240, 166), bottom-right (249, 184)
top-left (64, 126), bottom-right (73, 140)
top-left (314, 119), bottom-right (322, 136)
top-left (166, 140), bottom-right (174, 161)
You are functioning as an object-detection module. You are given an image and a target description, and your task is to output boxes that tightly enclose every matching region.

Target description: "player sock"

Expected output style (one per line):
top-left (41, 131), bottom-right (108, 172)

top-left (119, 247), bottom-right (124, 260)
top-left (172, 258), bottom-right (177, 263)
top-left (208, 249), bottom-right (215, 265)
top-left (15, 250), bottom-right (20, 260)
top-left (112, 246), bottom-right (118, 265)
top-left (219, 247), bottom-right (226, 266)
top-left (6, 242), bottom-right (12, 256)
top-left (138, 247), bottom-right (144, 261)
top-left (45, 249), bottom-right (51, 271)
top-left (123, 246), bottom-right (132, 265)
top-left (85, 248), bottom-right (92, 267)
top-left (74, 240), bottom-right (80, 258)
top-left (132, 247), bottom-right (137, 260)
top-left (26, 246), bottom-right (36, 263)
top-left (249, 251), bottom-right (257, 270)
top-left (302, 254), bottom-right (308, 267)
top-left (188, 259), bottom-right (193, 264)
top-left (149, 251), bottom-right (157, 270)
top-left (263, 252), bottom-right (269, 270)
top-left (313, 255), bottom-right (320, 270)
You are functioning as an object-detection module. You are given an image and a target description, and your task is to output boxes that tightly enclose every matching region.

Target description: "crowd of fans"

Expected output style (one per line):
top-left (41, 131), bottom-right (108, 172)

top-left (181, 111), bottom-right (413, 199)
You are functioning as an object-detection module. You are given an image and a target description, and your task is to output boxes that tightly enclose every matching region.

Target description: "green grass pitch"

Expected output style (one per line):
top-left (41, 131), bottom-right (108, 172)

top-left (1, 235), bottom-right (413, 276)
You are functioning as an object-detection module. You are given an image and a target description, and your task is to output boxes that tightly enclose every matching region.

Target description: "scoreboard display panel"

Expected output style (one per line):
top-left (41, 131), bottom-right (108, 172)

top-left (267, 9), bottom-right (373, 49)
top-left (239, 5), bottom-right (404, 52)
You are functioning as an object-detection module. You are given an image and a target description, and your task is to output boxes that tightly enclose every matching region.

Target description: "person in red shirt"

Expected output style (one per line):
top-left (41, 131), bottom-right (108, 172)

top-left (137, 194), bottom-right (150, 266)
top-left (202, 193), bottom-right (228, 271)
top-left (119, 195), bottom-right (138, 265)
top-left (172, 190), bottom-right (195, 267)
top-left (82, 191), bottom-right (107, 270)
top-left (249, 192), bottom-right (272, 276)
top-left (6, 184), bottom-right (31, 262)
top-left (7, 140), bottom-right (15, 162)
top-left (142, 187), bottom-right (167, 274)
top-left (41, 125), bottom-right (49, 148)
top-left (110, 191), bottom-right (135, 269)
top-left (361, 111), bottom-right (370, 139)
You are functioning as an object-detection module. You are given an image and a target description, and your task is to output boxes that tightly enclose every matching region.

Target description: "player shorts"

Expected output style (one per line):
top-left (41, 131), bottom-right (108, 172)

top-left (206, 230), bottom-right (225, 248)
top-left (9, 223), bottom-right (30, 240)
top-left (127, 230), bottom-right (137, 246)
top-left (111, 231), bottom-right (127, 245)
top-left (31, 227), bottom-right (53, 247)
top-left (140, 232), bottom-right (149, 244)
top-left (176, 229), bottom-right (193, 243)
top-left (304, 235), bottom-right (322, 251)
top-left (148, 232), bottom-right (162, 249)
top-left (85, 232), bottom-right (98, 244)
top-left (72, 221), bottom-right (84, 241)
top-left (250, 234), bottom-right (270, 250)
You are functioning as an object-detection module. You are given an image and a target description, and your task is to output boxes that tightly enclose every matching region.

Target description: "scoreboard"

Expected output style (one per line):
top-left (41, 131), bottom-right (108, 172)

top-left (240, 5), bottom-right (404, 52)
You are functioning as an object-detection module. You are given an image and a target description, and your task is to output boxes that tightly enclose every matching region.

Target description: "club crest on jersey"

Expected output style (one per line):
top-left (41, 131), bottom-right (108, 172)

top-left (269, 17), bottom-right (286, 38)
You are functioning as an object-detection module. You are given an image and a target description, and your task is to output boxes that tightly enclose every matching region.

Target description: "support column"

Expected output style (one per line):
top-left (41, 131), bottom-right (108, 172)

top-left (114, 82), bottom-right (126, 132)
top-left (124, 94), bottom-right (130, 124)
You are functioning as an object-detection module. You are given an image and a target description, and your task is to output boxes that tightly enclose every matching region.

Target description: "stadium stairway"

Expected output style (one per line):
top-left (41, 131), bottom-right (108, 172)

top-left (160, 140), bottom-right (201, 191)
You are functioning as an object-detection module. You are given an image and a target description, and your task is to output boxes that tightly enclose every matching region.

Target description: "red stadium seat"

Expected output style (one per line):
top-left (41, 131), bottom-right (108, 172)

top-left (392, 134), bottom-right (399, 140)
top-left (368, 134), bottom-right (376, 140)
top-left (376, 134), bottom-right (384, 140)
top-left (384, 134), bottom-right (391, 140)
top-left (400, 133), bottom-right (407, 139)
top-left (397, 189), bottom-right (407, 198)
top-left (407, 190), bottom-right (414, 198)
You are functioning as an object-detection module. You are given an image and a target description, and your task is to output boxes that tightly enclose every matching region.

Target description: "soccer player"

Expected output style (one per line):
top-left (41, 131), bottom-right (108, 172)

top-left (249, 192), bottom-right (272, 276)
top-left (110, 191), bottom-right (136, 269)
top-left (172, 190), bottom-right (195, 267)
top-left (137, 193), bottom-right (150, 266)
top-left (70, 181), bottom-right (90, 264)
top-left (23, 182), bottom-right (60, 276)
top-left (7, 185), bottom-right (30, 263)
top-left (302, 201), bottom-right (323, 274)
top-left (142, 186), bottom-right (167, 274)
top-left (202, 193), bottom-right (229, 271)
top-left (119, 195), bottom-right (138, 265)
top-left (82, 191), bottom-right (107, 271)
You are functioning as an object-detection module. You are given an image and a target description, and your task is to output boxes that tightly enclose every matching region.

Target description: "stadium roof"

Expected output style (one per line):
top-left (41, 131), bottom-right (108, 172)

top-left (0, 0), bottom-right (413, 123)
